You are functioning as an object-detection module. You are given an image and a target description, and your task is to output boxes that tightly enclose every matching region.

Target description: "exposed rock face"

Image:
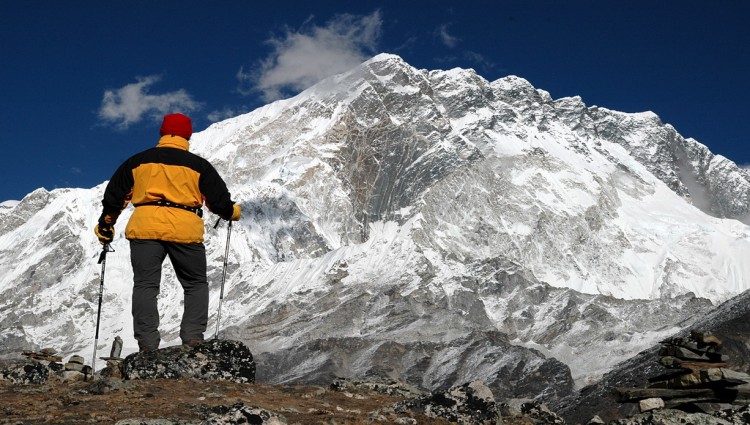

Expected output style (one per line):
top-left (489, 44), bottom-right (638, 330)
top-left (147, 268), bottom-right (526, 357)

top-left (553, 289), bottom-right (750, 424)
top-left (254, 330), bottom-right (574, 403)
top-left (613, 332), bottom-right (750, 422)
top-left (122, 340), bottom-right (255, 384)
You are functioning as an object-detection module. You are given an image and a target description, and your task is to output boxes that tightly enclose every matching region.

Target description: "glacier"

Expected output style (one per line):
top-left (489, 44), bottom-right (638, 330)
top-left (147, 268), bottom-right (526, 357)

top-left (2, 53), bottom-right (749, 399)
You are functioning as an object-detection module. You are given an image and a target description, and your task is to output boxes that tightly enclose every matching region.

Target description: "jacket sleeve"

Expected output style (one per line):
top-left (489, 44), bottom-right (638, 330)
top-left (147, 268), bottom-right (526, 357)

top-left (99, 158), bottom-right (135, 226)
top-left (199, 160), bottom-right (235, 220)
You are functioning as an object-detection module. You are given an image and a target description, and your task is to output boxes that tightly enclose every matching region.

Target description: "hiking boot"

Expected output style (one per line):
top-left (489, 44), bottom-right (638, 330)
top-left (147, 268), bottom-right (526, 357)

top-left (138, 343), bottom-right (158, 353)
top-left (182, 339), bottom-right (203, 349)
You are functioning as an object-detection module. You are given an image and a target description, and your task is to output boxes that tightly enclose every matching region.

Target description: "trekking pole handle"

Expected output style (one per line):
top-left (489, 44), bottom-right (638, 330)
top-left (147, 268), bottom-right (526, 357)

top-left (98, 243), bottom-right (114, 264)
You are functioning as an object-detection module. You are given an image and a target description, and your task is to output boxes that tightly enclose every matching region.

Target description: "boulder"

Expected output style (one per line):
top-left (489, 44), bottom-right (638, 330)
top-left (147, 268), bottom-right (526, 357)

top-left (396, 380), bottom-right (501, 424)
top-left (0, 360), bottom-right (49, 384)
top-left (203, 403), bottom-right (286, 424)
top-left (122, 339), bottom-right (255, 384)
top-left (330, 377), bottom-right (425, 398)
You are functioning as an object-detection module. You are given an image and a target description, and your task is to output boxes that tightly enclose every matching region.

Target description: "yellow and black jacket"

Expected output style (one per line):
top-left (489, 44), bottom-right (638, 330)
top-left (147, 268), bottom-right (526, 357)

top-left (99, 135), bottom-right (234, 243)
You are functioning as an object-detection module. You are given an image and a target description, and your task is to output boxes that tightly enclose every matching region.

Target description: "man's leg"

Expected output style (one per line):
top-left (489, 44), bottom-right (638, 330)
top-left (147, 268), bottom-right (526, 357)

top-left (130, 239), bottom-right (166, 351)
top-left (165, 242), bottom-right (209, 344)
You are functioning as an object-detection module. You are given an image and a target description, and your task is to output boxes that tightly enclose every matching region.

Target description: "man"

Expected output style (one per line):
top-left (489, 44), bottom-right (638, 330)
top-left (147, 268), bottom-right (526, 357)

top-left (94, 113), bottom-right (240, 351)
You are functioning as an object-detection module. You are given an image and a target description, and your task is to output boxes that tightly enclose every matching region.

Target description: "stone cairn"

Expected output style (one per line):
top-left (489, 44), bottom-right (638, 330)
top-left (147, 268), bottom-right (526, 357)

top-left (1, 347), bottom-right (94, 384)
top-left (2, 337), bottom-right (125, 384)
top-left (99, 335), bottom-right (124, 379)
top-left (615, 330), bottom-right (750, 413)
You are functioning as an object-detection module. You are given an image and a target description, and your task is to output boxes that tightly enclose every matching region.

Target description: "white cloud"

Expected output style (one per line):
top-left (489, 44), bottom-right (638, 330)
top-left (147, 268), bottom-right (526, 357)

top-left (207, 107), bottom-right (242, 123)
top-left (239, 11), bottom-right (383, 101)
top-left (437, 24), bottom-right (460, 48)
top-left (98, 76), bottom-right (201, 128)
top-left (464, 50), bottom-right (496, 71)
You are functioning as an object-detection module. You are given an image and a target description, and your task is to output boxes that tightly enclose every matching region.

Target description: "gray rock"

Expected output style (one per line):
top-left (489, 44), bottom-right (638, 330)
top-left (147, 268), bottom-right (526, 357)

top-left (611, 409), bottom-right (733, 425)
top-left (68, 354), bottom-right (84, 364)
top-left (204, 403), bottom-right (287, 424)
top-left (0, 360), bottom-right (48, 384)
top-left (56, 370), bottom-right (86, 382)
top-left (64, 354), bottom-right (86, 372)
top-left (638, 397), bottom-right (664, 413)
top-left (330, 377), bottom-right (425, 398)
top-left (396, 380), bottom-right (502, 424)
top-left (714, 404), bottom-right (750, 424)
top-left (83, 376), bottom-right (132, 395)
top-left (519, 402), bottom-right (566, 425)
top-left (64, 362), bottom-right (84, 372)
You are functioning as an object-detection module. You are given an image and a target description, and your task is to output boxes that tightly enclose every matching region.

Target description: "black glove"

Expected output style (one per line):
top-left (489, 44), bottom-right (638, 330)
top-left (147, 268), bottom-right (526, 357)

top-left (94, 224), bottom-right (114, 244)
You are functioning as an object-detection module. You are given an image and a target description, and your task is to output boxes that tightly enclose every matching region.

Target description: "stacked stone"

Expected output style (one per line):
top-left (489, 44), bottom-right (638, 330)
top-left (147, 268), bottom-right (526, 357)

top-left (616, 330), bottom-right (750, 413)
top-left (22, 347), bottom-right (62, 363)
top-left (99, 335), bottom-right (124, 379)
top-left (5, 349), bottom-right (92, 384)
top-left (21, 347), bottom-right (66, 376)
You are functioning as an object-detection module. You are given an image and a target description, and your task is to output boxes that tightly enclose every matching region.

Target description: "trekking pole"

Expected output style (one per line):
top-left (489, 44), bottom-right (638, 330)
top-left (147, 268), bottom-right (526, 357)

top-left (214, 218), bottom-right (233, 340)
top-left (92, 243), bottom-right (114, 377)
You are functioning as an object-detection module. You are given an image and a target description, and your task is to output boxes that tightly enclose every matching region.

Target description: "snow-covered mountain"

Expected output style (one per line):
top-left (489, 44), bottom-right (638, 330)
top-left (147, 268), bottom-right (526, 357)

top-left (2, 54), bottom-right (750, 401)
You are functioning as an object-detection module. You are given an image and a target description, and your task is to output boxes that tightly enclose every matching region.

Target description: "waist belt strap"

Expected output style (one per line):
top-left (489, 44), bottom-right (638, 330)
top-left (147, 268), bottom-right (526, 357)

top-left (134, 200), bottom-right (203, 218)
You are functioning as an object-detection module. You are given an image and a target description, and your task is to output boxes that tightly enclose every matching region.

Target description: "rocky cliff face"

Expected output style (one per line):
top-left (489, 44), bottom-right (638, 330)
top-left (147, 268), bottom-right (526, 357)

top-left (2, 54), bottom-right (749, 404)
top-left (552, 288), bottom-right (750, 424)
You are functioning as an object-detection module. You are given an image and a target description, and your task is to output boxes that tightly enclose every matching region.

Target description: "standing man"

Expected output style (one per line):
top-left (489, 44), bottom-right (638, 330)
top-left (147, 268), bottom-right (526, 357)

top-left (94, 113), bottom-right (240, 352)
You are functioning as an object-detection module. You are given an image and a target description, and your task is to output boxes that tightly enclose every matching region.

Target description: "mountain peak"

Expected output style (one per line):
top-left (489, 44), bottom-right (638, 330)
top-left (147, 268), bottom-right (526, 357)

top-left (365, 52), bottom-right (404, 64)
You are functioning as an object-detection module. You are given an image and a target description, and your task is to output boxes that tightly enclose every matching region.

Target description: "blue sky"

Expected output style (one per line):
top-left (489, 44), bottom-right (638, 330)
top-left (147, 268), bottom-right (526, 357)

top-left (1, 1), bottom-right (749, 202)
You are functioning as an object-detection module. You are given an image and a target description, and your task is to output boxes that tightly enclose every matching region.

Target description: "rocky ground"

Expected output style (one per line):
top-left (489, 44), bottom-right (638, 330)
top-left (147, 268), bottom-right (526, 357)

top-left (0, 377), bottom-right (446, 424)
top-left (0, 377), bottom-right (565, 425)
top-left (7, 334), bottom-right (750, 425)
top-left (1, 339), bottom-right (558, 424)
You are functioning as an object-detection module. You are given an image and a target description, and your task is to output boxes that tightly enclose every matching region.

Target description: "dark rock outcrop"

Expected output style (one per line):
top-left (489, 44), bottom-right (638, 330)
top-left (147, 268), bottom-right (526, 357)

top-left (203, 403), bottom-right (286, 425)
top-left (0, 359), bottom-right (49, 384)
top-left (122, 340), bottom-right (255, 384)
top-left (396, 380), bottom-right (501, 424)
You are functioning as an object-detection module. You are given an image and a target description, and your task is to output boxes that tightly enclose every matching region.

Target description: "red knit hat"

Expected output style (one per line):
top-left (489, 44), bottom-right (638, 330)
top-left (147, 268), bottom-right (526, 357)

top-left (160, 113), bottom-right (193, 140)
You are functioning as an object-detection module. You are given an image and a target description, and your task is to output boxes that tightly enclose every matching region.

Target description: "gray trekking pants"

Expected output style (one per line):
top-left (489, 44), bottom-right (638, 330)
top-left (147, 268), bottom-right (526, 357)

top-left (130, 239), bottom-right (208, 350)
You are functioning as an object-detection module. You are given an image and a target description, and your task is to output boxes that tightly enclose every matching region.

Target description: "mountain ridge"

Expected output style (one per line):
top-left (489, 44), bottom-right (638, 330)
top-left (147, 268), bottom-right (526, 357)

top-left (2, 53), bottom-right (749, 403)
